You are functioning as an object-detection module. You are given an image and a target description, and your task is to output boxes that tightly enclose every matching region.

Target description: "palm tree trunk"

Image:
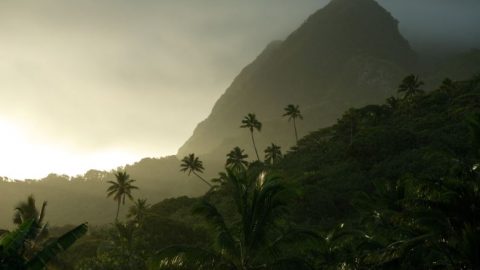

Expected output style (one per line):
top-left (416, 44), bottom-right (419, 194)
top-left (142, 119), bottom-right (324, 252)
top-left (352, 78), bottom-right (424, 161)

top-left (193, 172), bottom-right (213, 188)
top-left (115, 199), bottom-right (121, 221)
top-left (250, 131), bottom-right (260, 161)
top-left (293, 118), bottom-right (298, 144)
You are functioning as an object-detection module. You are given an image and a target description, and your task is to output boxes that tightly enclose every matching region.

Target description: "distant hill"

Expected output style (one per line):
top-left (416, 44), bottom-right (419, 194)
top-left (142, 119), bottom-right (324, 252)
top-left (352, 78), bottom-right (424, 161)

top-left (0, 156), bottom-right (209, 228)
top-left (1, 0), bottom-right (479, 229)
top-left (178, 0), bottom-right (417, 160)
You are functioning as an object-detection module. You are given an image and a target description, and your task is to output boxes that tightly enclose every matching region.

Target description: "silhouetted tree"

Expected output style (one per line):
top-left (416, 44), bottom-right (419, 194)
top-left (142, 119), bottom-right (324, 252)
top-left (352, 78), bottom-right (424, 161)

top-left (226, 147), bottom-right (249, 172)
top-left (180, 153), bottom-right (212, 187)
top-left (12, 195), bottom-right (49, 254)
top-left (283, 104), bottom-right (303, 144)
top-left (398, 74), bottom-right (425, 100)
top-left (107, 171), bottom-right (138, 221)
top-left (439, 78), bottom-right (456, 100)
top-left (386, 96), bottom-right (399, 110)
top-left (264, 143), bottom-right (282, 165)
top-left (127, 198), bottom-right (150, 225)
top-left (241, 113), bottom-right (262, 161)
top-left (0, 220), bottom-right (87, 269)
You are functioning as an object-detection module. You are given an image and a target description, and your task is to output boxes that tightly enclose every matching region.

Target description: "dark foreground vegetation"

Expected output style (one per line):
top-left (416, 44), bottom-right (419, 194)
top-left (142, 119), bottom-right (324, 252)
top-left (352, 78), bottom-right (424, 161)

top-left (1, 74), bottom-right (480, 269)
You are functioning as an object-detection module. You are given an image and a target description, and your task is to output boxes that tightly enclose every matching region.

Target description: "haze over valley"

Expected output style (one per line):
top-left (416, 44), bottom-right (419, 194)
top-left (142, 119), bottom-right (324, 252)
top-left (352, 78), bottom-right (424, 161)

top-left (0, 1), bottom-right (479, 269)
top-left (0, 0), bottom-right (479, 179)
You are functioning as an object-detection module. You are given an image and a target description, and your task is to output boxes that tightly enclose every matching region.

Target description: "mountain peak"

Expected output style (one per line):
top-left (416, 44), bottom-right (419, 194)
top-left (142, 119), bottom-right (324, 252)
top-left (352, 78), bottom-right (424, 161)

top-left (284, 0), bottom-right (414, 68)
top-left (178, 0), bottom-right (416, 158)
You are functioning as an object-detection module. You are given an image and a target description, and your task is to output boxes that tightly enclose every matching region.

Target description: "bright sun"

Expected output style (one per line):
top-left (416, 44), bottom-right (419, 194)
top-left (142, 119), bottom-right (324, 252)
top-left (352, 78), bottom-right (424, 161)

top-left (0, 118), bottom-right (140, 180)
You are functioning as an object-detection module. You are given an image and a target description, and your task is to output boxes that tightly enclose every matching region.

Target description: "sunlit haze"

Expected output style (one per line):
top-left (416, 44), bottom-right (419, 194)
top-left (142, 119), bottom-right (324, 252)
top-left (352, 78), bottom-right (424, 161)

top-left (0, 0), bottom-right (479, 179)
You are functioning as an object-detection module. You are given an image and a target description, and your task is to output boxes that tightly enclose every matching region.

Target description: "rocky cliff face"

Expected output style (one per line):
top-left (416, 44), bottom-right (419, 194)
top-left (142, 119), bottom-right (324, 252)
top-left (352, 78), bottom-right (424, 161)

top-left (178, 0), bottom-right (417, 159)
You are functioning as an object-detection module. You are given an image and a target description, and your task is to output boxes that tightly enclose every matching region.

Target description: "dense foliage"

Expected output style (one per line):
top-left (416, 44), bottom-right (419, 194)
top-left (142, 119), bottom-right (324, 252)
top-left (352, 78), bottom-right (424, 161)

top-left (2, 74), bottom-right (479, 269)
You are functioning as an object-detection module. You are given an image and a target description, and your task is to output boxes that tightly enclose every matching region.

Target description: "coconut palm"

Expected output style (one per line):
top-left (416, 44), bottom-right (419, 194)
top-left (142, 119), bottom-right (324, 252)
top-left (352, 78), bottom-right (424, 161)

top-left (180, 153), bottom-right (213, 187)
top-left (127, 198), bottom-right (150, 225)
top-left (241, 113), bottom-right (262, 161)
top-left (150, 169), bottom-right (315, 270)
top-left (283, 104), bottom-right (303, 144)
top-left (226, 147), bottom-right (249, 172)
top-left (107, 170), bottom-right (138, 221)
top-left (397, 74), bottom-right (425, 100)
top-left (264, 143), bottom-right (282, 165)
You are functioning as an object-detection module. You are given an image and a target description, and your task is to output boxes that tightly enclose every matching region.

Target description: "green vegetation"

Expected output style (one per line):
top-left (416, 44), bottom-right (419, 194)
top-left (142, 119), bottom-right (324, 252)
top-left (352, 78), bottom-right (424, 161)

top-left (264, 143), bottom-right (282, 165)
top-left (397, 74), bottom-right (425, 100)
top-left (0, 196), bottom-right (87, 269)
top-left (107, 171), bottom-right (138, 221)
top-left (13, 195), bottom-right (49, 247)
top-left (150, 168), bottom-right (315, 270)
top-left (241, 113), bottom-right (263, 161)
top-left (226, 147), bottom-right (249, 172)
top-left (283, 104), bottom-right (303, 144)
top-left (32, 74), bottom-right (477, 269)
top-left (180, 154), bottom-right (213, 188)
top-left (2, 1), bottom-right (479, 268)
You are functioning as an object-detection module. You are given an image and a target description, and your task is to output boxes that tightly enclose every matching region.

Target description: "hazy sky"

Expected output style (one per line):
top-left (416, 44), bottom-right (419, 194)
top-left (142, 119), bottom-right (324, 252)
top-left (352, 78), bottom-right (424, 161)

top-left (0, 0), bottom-right (479, 179)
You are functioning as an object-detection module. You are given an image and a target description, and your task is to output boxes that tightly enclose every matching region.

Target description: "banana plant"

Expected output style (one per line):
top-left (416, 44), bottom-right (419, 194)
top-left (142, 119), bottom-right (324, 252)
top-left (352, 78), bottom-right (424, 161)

top-left (0, 219), bottom-right (88, 270)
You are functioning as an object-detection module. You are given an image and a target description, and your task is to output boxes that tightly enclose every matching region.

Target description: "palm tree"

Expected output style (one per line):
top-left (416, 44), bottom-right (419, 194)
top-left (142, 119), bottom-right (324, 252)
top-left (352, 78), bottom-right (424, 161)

top-left (151, 169), bottom-right (315, 269)
top-left (241, 113), bottom-right (262, 161)
top-left (127, 198), bottom-right (150, 225)
top-left (107, 170), bottom-right (138, 221)
top-left (386, 96), bottom-right (399, 110)
top-left (226, 147), bottom-right (249, 171)
top-left (439, 78), bottom-right (456, 100)
top-left (180, 153), bottom-right (213, 187)
top-left (13, 195), bottom-right (48, 246)
top-left (397, 74), bottom-right (425, 100)
top-left (283, 104), bottom-right (303, 144)
top-left (264, 143), bottom-right (282, 165)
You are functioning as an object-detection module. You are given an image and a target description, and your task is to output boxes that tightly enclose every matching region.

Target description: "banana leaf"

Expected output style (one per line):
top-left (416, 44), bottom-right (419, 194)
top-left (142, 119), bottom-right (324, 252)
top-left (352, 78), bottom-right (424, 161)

top-left (25, 223), bottom-right (88, 270)
top-left (0, 219), bottom-right (34, 256)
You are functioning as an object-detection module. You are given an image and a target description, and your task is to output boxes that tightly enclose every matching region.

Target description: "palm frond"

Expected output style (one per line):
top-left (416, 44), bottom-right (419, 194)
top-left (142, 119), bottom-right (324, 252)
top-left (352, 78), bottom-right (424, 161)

top-left (193, 201), bottom-right (238, 258)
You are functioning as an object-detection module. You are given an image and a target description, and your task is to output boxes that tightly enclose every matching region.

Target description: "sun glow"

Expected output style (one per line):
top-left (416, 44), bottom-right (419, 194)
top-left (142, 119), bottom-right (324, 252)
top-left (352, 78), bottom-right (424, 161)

top-left (0, 118), bottom-right (142, 180)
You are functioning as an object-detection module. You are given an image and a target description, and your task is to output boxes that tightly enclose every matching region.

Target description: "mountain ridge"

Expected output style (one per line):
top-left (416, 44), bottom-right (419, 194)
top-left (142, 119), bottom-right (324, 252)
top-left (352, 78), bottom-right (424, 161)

top-left (178, 0), bottom-right (416, 158)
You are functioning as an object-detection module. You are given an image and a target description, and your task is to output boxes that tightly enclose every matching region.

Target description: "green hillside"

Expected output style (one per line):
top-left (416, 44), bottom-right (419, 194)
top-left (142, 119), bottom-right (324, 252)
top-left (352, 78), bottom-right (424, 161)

top-left (62, 74), bottom-right (480, 269)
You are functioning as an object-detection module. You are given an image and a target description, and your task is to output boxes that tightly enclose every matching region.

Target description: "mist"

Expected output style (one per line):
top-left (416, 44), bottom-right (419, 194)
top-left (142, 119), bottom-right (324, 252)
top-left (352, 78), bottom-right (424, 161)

top-left (0, 0), bottom-right (478, 178)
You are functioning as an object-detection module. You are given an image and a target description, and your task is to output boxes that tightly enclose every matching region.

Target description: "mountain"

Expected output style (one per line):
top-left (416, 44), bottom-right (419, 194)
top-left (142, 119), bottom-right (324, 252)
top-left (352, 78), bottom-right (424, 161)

top-left (178, 0), bottom-right (417, 160)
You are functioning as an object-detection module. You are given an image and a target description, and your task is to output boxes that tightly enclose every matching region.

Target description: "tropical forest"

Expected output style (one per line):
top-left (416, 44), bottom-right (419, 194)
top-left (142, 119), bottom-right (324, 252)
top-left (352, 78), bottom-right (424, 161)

top-left (0, 0), bottom-right (479, 269)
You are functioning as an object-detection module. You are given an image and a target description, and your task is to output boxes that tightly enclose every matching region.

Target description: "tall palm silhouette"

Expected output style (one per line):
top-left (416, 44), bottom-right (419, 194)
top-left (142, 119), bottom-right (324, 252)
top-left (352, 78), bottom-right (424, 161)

top-left (107, 170), bottom-right (138, 221)
top-left (264, 143), bottom-right (282, 165)
top-left (180, 153), bottom-right (212, 187)
top-left (241, 113), bottom-right (262, 161)
top-left (226, 147), bottom-right (249, 172)
top-left (397, 74), bottom-right (425, 100)
top-left (283, 104), bottom-right (303, 144)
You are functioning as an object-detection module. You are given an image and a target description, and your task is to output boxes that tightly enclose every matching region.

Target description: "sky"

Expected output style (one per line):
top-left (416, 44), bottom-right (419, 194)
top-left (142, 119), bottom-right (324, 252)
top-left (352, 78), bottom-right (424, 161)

top-left (0, 0), bottom-right (479, 179)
